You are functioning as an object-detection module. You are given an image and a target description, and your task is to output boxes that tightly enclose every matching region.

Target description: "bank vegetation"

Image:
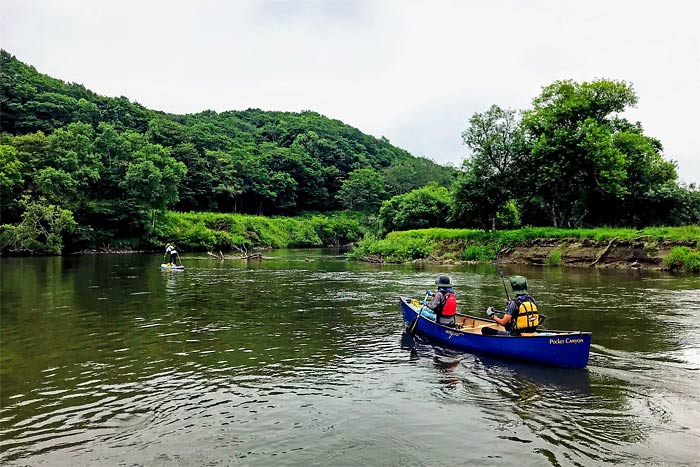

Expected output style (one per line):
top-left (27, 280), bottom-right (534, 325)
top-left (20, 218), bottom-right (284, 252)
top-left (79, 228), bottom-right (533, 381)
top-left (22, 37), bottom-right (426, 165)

top-left (349, 226), bottom-right (700, 272)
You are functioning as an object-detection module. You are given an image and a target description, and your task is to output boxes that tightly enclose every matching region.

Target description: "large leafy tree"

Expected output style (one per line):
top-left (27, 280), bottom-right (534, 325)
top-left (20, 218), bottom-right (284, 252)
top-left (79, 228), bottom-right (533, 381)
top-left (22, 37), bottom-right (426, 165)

top-left (453, 105), bottom-right (525, 229)
top-left (120, 138), bottom-right (187, 228)
top-left (522, 79), bottom-right (658, 227)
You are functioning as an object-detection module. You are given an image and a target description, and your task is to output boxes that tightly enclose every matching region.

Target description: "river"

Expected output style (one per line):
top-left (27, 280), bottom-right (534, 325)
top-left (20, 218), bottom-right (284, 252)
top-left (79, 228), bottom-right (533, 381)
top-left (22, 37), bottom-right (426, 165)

top-left (1, 250), bottom-right (699, 466)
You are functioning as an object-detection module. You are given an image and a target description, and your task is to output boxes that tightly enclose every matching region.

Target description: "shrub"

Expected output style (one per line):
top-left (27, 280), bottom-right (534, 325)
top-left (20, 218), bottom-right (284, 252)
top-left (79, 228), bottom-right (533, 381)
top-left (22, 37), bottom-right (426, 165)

top-left (462, 245), bottom-right (494, 261)
top-left (547, 250), bottom-right (563, 266)
top-left (350, 233), bottom-right (435, 262)
top-left (663, 246), bottom-right (700, 272)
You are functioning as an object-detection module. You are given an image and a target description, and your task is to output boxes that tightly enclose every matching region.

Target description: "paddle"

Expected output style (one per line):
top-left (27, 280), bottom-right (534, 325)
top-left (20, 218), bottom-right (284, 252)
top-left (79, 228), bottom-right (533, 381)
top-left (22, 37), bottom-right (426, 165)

top-left (407, 291), bottom-right (431, 336)
top-left (480, 270), bottom-right (510, 335)
top-left (498, 269), bottom-right (510, 301)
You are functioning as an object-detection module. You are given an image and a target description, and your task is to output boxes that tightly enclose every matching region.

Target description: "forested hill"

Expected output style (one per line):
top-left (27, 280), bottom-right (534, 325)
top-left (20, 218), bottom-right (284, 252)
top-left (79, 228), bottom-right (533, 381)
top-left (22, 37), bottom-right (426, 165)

top-left (0, 50), bottom-right (454, 216)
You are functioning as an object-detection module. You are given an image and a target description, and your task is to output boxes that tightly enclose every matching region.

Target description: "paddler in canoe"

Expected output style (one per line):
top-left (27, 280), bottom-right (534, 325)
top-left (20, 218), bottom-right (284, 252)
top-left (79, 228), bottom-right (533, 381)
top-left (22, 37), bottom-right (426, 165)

top-left (485, 275), bottom-right (542, 336)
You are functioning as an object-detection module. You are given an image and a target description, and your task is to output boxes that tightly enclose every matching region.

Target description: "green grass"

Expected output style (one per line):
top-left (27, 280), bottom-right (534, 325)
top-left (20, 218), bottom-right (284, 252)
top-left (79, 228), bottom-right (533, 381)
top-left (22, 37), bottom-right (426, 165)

top-left (350, 225), bottom-right (700, 263)
top-left (663, 246), bottom-right (700, 272)
top-left (547, 250), bottom-right (563, 266)
top-left (461, 245), bottom-right (497, 261)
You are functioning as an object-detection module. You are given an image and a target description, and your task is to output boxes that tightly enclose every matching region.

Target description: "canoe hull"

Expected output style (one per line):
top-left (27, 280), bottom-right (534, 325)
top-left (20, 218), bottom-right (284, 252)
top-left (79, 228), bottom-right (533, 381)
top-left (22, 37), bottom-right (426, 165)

top-left (400, 296), bottom-right (591, 368)
top-left (161, 264), bottom-right (185, 270)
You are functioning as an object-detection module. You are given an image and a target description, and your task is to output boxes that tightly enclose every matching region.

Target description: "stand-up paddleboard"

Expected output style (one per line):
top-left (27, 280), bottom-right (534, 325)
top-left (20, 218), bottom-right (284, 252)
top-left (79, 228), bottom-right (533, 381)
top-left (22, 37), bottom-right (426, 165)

top-left (161, 263), bottom-right (185, 270)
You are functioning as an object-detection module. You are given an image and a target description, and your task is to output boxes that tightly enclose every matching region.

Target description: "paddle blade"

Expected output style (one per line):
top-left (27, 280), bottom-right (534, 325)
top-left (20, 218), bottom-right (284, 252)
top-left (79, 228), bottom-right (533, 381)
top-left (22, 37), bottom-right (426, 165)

top-left (407, 316), bottom-right (419, 336)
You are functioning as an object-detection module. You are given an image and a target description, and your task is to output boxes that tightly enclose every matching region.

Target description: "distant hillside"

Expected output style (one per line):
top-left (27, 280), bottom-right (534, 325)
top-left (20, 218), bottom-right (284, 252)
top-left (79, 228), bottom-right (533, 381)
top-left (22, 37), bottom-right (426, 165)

top-left (0, 50), bottom-right (455, 212)
top-left (0, 50), bottom-right (456, 252)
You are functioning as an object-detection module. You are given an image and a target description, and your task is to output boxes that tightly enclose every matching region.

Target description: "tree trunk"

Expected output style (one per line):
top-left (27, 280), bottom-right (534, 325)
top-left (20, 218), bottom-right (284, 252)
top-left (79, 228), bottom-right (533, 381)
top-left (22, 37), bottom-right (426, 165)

top-left (550, 205), bottom-right (558, 227)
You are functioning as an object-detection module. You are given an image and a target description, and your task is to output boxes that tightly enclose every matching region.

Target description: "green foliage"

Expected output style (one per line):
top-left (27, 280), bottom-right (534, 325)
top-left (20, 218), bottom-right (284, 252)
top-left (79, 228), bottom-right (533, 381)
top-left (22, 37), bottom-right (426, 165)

top-left (0, 50), bottom-right (454, 252)
top-left (378, 183), bottom-right (452, 235)
top-left (2, 51), bottom-right (696, 256)
top-left (351, 225), bottom-right (700, 264)
top-left (462, 245), bottom-right (495, 261)
top-left (547, 250), bottom-right (563, 266)
top-left (336, 168), bottom-right (387, 211)
top-left (380, 156), bottom-right (456, 197)
top-left (347, 232), bottom-right (435, 262)
top-left (495, 199), bottom-right (521, 230)
top-left (453, 78), bottom-right (688, 230)
top-left (663, 247), bottom-right (700, 273)
top-left (307, 212), bottom-right (365, 246)
top-left (0, 197), bottom-right (76, 254)
top-left (454, 105), bottom-right (525, 229)
top-left (0, 144), bottom-right (23, 192)
top-left (521, 79), bottom-right (680, 227)
top-left (152, 211), bottom-right (364, 251)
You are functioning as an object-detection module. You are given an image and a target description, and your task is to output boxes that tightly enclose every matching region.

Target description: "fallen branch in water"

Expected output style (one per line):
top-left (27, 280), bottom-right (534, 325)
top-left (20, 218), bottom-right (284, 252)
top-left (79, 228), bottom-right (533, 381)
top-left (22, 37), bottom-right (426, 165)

top-left (207, 246), bottom-right (264, 260)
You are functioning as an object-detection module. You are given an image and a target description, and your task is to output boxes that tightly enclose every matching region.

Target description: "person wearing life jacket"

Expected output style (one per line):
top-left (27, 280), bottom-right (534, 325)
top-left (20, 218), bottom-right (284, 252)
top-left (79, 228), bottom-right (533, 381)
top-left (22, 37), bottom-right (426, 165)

top-left (487, 275), bottom-right (540, 335)
top-left (425, 275), bottom-right (457, 327)
top-left (164, 243), bottom-right (178, 266)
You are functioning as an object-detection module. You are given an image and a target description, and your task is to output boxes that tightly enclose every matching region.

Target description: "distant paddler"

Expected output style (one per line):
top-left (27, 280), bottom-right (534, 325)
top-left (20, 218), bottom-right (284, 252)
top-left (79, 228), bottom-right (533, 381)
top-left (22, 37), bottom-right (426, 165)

top-left (164, 243), bottom-right (180, 266)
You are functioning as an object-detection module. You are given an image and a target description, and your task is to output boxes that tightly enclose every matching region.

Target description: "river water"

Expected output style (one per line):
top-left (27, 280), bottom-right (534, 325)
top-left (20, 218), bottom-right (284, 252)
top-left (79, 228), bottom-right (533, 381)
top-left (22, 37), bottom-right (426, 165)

top-left (1, 250), bottom-right (699, 466)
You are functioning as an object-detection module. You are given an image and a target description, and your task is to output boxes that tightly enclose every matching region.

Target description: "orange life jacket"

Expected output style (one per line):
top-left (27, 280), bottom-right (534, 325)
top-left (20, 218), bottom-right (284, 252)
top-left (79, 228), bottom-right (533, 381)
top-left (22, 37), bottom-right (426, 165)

top-left (442, 292), bottom-right (456, 316)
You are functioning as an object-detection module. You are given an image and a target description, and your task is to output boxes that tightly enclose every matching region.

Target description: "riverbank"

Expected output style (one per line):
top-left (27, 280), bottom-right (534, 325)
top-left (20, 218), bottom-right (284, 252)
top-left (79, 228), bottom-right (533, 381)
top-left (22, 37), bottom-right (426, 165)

top-left (348, 226), bottom-right (700, 272)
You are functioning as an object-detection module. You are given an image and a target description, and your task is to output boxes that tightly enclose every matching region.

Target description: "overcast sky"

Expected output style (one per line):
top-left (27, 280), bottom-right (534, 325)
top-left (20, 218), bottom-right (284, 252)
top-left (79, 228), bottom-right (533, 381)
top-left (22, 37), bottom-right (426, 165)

top-left (3, 0), bottom-right (699, 183)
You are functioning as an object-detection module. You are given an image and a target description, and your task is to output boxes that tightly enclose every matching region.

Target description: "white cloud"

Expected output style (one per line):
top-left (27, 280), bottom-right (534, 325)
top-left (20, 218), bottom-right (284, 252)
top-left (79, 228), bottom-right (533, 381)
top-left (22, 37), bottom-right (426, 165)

top-left (2, 0), bottom-right (698, 183)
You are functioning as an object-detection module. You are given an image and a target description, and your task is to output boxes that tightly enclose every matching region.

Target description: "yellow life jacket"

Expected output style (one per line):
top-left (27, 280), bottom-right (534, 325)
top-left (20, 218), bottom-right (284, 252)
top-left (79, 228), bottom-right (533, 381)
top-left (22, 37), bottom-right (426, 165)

top-left (513, 297), bottom-right (540, 330)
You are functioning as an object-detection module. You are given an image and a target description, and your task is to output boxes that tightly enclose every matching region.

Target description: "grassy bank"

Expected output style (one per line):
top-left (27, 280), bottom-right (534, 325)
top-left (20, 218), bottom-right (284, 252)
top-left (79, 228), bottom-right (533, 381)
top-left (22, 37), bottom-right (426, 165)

top-left (149, 211), bottom-right (365, 251)
top-left (348, 226), bottom-right (700, 271)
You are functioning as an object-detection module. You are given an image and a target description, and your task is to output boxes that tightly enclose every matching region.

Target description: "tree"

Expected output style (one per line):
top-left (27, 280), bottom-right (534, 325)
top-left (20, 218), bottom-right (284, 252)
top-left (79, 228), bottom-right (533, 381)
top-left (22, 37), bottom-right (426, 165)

top-left (521, 79), bottom-right (642, 227)
top-left (378, 183), bottom-right (452, 234)
top-left (0, 145), bottom-right (22, 198)
top-left (462, 105), bottom-right (526, 177)
top-left (453, 105), bottom-right (525, 229)
top-left (597, 128), bottom-right (678, 226)
top-left (336, 168), bottom-right (387, 211)
top-left (120, 142), bottom-right (187, 227)
top-left (0, 196), bottom-right (76, 254)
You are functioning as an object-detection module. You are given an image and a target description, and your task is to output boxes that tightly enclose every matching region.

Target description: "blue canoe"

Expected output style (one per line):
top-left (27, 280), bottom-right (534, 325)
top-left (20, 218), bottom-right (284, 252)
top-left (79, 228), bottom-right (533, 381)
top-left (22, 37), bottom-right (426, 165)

top-left (400, 296), bottom-right (591, 368)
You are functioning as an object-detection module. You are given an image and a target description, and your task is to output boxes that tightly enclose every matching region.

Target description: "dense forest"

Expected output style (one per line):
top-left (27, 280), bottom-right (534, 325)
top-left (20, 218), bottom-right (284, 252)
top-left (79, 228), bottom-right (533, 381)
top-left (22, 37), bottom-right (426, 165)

top-left (1, 50), bottom-right (697, 256)
top-left (0, 50), bottom-right (454, 253)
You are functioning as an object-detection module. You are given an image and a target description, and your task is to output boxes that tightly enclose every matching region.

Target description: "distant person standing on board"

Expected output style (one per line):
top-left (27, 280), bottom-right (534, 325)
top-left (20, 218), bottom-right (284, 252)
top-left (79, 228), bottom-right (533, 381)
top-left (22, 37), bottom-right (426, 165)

top-left (487, 275), bottom-right (540, 335)
top-left (164, 243), bottom-right (178, 266)
top-left (425, 275), bottom-right (457, 327)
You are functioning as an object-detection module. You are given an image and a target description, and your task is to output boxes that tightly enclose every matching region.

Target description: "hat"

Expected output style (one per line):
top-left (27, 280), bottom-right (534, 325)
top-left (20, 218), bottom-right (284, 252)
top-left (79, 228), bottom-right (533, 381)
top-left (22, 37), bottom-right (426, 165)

top-left (509, 276), bottom-right (528, 294)
top-left (435, 275), bottom-right (453, 288)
